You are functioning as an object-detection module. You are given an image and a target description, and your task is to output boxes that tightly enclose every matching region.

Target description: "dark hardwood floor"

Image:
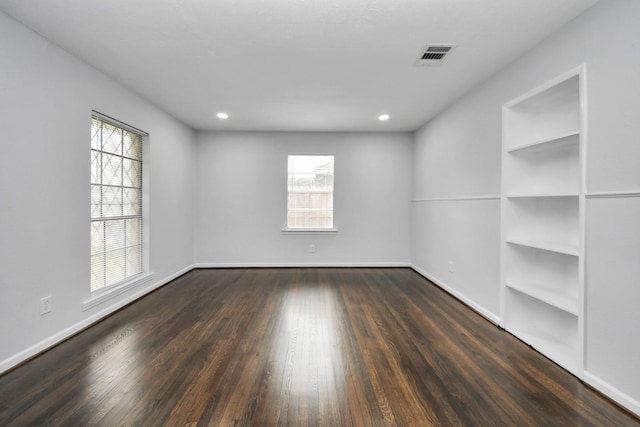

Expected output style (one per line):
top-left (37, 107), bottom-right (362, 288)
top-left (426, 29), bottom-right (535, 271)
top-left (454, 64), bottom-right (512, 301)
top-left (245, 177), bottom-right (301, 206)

top-left (0, 268), bottom-right (637, 426)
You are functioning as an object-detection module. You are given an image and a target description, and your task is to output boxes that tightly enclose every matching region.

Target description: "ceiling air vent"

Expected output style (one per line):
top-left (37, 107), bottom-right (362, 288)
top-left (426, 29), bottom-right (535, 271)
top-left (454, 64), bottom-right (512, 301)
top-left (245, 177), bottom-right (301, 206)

top-left (415, 44), bottom-right (456, 66)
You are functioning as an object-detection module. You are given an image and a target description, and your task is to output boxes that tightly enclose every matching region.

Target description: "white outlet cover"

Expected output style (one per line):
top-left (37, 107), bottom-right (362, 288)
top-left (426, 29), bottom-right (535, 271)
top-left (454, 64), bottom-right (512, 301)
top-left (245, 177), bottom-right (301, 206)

top-left (40, 297), bottom-right (52, 315)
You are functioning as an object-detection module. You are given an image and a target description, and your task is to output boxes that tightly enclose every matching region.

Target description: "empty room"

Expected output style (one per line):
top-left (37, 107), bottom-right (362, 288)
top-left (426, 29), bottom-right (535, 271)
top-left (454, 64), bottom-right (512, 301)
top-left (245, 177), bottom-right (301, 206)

top-left (1, 0), bottom-right (639, 425)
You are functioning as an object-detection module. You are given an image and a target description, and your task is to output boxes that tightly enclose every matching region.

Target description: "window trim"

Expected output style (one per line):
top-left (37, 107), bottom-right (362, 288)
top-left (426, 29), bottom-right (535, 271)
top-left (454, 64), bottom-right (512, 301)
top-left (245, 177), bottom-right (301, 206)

top-left (81, 272), bottom-right (155, 311)
top-left (281, 227), bottom-right (339, 233)
top-left (90, 111), bottom-right (149, 295)
top-left (92, 110), bottom-right (149, 137)
top-left (285, 154), bottom-right (335, 230)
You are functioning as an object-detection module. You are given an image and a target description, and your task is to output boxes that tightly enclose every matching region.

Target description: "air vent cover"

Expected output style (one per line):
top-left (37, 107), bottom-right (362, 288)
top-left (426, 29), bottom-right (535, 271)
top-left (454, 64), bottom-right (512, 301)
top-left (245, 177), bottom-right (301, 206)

top-left (415, 44), bottom-right (456, 66)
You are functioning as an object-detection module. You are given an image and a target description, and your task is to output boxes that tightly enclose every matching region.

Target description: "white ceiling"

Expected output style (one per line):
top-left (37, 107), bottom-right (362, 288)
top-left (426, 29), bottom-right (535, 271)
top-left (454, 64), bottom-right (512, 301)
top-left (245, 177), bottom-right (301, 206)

top-left (0, 0), bottom-right (598, 132)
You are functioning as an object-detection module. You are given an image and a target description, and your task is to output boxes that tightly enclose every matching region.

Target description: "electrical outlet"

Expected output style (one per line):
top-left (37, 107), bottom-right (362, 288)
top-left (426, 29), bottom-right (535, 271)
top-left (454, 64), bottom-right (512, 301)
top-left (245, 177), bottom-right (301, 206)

top-left (448, 261), bottom-right (455, 274)
top-left (40, 296), bottom-right (52, 315)
top-left (309, 244), bottom-right (316, 253)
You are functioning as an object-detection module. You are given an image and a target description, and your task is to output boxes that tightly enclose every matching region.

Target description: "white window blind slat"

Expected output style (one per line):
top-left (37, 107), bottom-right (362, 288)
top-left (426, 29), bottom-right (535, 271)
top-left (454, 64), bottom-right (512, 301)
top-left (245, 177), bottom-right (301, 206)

top-left (90, 116), bottom-right (143, 293)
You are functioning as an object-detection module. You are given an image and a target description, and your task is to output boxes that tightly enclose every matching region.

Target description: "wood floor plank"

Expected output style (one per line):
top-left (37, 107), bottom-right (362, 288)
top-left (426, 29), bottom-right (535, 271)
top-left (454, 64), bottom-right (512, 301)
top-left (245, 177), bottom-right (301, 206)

top-left (0, 267), bottom-right (638, 426)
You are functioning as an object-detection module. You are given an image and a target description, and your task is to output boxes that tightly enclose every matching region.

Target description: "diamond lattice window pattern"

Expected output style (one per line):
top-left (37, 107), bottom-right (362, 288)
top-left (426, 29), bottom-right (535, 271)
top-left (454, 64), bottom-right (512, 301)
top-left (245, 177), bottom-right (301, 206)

top-left (90, 116), bottom-right (143, 292)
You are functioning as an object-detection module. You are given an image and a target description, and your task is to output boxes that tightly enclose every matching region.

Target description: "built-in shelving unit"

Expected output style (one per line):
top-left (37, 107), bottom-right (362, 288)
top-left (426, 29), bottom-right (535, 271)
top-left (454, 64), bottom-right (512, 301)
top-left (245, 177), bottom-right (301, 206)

top-left (500, 66), bottom-right (585, 377)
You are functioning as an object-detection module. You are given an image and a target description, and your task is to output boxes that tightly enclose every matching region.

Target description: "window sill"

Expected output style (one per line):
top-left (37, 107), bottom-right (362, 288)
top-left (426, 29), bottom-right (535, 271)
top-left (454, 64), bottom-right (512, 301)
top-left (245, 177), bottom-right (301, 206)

top-left (82, 272), bottom-right (155, 311)
top-left (282, 227), bottom-right (338, 233)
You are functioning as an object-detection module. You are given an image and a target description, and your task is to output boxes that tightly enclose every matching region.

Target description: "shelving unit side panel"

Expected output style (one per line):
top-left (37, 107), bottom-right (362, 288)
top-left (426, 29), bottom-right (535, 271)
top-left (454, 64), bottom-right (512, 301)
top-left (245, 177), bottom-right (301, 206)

top-left (576, 65), bottom-right (586, 378)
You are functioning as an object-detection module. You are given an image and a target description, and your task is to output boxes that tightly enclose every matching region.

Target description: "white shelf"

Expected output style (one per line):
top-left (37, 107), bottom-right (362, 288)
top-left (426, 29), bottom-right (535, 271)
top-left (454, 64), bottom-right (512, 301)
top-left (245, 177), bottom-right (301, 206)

top-left (503, 136), bottom-right (580, 196)
top-left (507, 130), bottom-right (579, 154)
top-left (508, 328), bottom-right (578, 375)
top-left (504, 196), bottom-right (579, 248)
top-left (506, 282), bottom-right (578, 316)
top-left (506, 239), bottom-right (579, 257)
top-left (504, 72), bottom-right (580, 151)
top-left (505, 288), bottom-right (580, 375)
top-left (504, 244), bottom-right (579, 308)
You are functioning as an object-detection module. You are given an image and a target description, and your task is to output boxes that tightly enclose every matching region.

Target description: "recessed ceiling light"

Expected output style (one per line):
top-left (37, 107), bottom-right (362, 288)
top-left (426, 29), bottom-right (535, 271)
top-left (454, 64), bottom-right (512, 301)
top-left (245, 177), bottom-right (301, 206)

top-left (217, 112), bottom-right (229, 119)
top-left (378, 114), bottom-right (390, 121)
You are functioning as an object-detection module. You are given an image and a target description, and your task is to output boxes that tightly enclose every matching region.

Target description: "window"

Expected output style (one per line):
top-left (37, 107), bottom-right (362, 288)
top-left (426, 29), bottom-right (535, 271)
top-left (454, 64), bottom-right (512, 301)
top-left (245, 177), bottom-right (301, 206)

top-left (287, 155), bottom-right (334, 229)
top-left (90, 115), bottom-right (144, 292)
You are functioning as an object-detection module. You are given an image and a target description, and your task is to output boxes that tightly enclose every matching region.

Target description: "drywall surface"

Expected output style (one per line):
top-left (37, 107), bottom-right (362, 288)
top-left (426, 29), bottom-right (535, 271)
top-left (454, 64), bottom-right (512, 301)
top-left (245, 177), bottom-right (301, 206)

top-left (0, 11), bottom-right (196, 371)
top-left (194, 131), bottom-right (412, 266)
top-left (585, 197), bottom-right (640, 411)
top-left (412, 83), bottom-right (503, 321)
top-left (412, 0), bottom-right (640, 414)
top-left (411, 200), bottom-right (501, 321)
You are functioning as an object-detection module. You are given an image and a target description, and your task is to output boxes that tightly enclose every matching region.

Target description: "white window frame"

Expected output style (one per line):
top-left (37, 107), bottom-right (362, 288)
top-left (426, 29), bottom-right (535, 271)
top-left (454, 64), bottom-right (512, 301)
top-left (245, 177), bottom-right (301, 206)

top-left (88, 112), bottom-right (152, 305)
top-left (284, 154), bottom-right (337, 232)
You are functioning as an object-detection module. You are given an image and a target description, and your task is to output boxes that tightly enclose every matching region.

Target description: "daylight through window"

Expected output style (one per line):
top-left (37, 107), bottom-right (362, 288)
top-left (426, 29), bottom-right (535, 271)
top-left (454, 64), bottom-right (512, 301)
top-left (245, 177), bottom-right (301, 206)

top-left (90, 115), bottom-right (144, 292)
top-left (287, 155), bottom-right (334, 229)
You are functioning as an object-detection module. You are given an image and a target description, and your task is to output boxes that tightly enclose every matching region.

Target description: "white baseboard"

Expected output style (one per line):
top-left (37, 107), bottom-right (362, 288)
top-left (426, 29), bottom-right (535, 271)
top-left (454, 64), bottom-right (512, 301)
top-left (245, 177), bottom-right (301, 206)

top-left (0, 264), bottom-right (195, 375)
top-left (410, 265), bottom-right (640, 418)
top-left (194, 261), bottom-right (412, 268)
top-left (410, 264), bottom-right (500, 325)
top-left (584, 371), bottom-right (640, 417)
top-left (5, 263), bottom-right (638, 420)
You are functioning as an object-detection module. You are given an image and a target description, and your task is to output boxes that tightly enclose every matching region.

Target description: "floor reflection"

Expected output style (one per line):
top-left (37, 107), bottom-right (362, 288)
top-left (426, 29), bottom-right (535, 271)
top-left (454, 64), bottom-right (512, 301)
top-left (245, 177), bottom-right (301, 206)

top-left (83, 327), bottom-right (143, 420)
top-left (270, 282), bottom-right (345, 413)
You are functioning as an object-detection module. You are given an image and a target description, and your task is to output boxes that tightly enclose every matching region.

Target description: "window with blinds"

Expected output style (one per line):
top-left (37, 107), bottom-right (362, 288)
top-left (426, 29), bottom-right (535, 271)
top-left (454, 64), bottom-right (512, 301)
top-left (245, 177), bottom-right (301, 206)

top-left (90, 115), bottom-right (144, 292)
top-left (287, 155), bottom-right (334, 229)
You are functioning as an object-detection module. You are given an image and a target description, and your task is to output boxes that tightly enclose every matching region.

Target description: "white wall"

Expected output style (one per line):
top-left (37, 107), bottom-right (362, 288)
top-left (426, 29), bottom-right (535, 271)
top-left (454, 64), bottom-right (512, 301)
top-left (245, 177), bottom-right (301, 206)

top-left (412, 0), bottom-right (640, 414)
top-left (194, 131), bottom-right (412, 266)
top-left (411, 84), bottom-right (503, 322)
top-left (0, 12), bottom-right (196, 371)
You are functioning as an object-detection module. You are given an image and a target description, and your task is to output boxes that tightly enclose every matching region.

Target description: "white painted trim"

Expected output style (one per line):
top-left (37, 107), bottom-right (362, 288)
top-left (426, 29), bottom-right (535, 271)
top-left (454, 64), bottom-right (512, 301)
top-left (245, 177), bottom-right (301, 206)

top-left (503, 64), bottom-right (586, 108)
top-left (410, 264), bottom-right (500, 325)
top-left (82, 272), bottom-right (156, 311)
top-left (412, 195), bottom-right (500, 203)
top-left (584, 371), bottom-right (640, 417)
top-left (281, 228), bottom-right (339, 233)
top-left (586, 190), bottom-right (640, 199)
top-left (0, 264), bottom-right (195, 375)
top-left (577, 64), bottom-right (587, 378)
top-left (194, 262), bottom-right (411, 269)
top-left (91, 110), bottom-right (149, 136)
